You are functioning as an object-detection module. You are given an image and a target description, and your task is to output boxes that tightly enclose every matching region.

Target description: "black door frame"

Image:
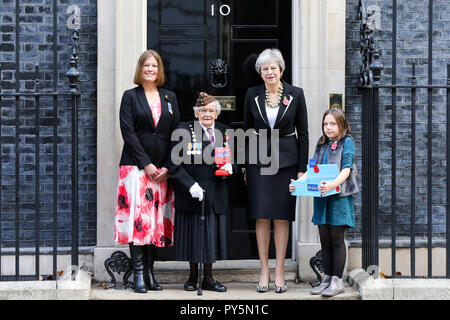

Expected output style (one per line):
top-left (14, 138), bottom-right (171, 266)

top-left (147, 0), bottom-right (294, 260)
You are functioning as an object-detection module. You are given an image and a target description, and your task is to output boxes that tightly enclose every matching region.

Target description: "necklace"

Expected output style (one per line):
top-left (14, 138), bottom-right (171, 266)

top-left (265, 83), bottom-right (283, 108)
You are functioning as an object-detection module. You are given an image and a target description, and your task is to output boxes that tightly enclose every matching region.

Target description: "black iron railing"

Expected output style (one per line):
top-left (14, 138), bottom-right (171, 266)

top-left (359, 0), bottom-right (450, 278)
top-left (359, 0), bottom-right (383, 272)
top-left (0, 21), bottom-right (80, 280)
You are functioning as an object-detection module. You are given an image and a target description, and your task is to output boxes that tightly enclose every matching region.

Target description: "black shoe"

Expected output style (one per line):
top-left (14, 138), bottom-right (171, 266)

top-left (129, 244), bottom-right (147, 293)
top-left (202, 279), bottom-right (227, 292)
top-left (184, 280), bottom-right (198, 291)
top-left (144, 245), bottom-right (163, 291)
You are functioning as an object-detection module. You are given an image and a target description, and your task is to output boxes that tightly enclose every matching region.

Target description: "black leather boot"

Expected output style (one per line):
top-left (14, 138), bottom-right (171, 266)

top-left (129, 243), bottom-right (147, 293)
top-left (144, 245), bottom-right (163, 291)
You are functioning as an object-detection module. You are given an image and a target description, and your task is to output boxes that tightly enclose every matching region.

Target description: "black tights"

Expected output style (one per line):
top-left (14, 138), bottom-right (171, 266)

top-left (188, 262), bottom-right (214, 283)
top-left (318, 225), bottom-right (346, 278)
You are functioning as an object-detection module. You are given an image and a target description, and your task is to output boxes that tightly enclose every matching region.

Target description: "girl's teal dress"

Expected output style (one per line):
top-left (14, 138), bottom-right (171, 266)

top-left (312, 136), bottom-right (355, 228)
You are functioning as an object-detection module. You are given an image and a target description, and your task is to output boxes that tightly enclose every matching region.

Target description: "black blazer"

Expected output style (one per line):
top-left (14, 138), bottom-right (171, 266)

top-left (119, 86), bottom-right (180, 169)
top-left (243, 81), bottom-right (309, 172)
top-left (168, 120), bottom-right (233, 215)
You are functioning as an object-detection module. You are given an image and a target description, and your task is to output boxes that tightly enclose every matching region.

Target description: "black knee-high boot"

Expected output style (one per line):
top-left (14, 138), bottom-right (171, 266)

top-left (129, 243), bottom-right (147, 293)
top-left (144, 245), bottom-right (163, 291)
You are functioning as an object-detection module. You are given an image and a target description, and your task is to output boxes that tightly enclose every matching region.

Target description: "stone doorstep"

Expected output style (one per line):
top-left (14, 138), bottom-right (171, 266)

top-left (151, 259), bottom-right (298, 284)
top-left (94, 259), bottom-right (361, 300)
top-left (348, 268), bottom-right (450, 300)
top-left (0, 270), bottom-right (92, 300)
top-left (91, 281), bottom-right (361, 300)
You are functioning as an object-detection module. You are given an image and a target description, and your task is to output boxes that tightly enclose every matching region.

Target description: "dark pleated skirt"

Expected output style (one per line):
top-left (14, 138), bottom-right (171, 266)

top-left (174, 208), bottom-right (227, 263)
top-left (246, 165), bottom-right (297, 221)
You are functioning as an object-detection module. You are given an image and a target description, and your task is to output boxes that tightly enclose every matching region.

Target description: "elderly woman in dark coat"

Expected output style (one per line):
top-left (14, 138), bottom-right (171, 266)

top-left (168, 92), bottom-right (234, 292)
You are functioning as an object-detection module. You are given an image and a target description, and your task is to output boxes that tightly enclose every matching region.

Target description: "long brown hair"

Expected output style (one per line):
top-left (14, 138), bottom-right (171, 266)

top-left (318, 108), bottom-right (351, 145)
top-left (133, 50), bottom-right (165, 86)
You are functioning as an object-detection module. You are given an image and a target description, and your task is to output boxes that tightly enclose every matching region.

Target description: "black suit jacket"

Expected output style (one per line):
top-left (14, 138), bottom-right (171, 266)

top-left (168, 120), bottom-right (233, 215)
top-left (119, 86), bottom-right (180, 169)
top-left (243, 81), bottom-right (309, 172)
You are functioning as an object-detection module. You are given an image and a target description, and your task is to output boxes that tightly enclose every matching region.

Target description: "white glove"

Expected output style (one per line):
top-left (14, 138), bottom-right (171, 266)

top-left (189, 182), bottom-right (204, 201)
top-left (221, 163), bottom-right (233, 175)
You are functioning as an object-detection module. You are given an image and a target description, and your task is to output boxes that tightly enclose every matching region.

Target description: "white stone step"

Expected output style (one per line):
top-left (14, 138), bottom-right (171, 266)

top-left (91, 281), bottom-right (360, 300)
top-left (152, 259), bottom-right (298, 284)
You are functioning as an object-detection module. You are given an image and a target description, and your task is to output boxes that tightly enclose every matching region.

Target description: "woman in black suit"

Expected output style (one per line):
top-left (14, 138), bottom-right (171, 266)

top-left (168, 92), bottom-right (233, 292)
top-left (243, 48), bottom-right (309, 293)
top-left (114, 50), bottom-right (180, 293)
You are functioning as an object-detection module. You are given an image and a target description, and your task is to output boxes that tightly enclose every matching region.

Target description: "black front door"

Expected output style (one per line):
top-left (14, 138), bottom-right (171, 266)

top-left (148, 0), bottom-right (292, 259)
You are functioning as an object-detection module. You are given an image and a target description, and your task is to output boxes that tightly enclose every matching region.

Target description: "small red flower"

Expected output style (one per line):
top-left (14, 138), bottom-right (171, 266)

top-left (314, 165), bottom-right (319, 173)
top-left (283, 98), bottom-right (289, 106)
top-left (336, 186), bottom-right (340, 192)
top-left (331, 142), bottom-right (337, 150)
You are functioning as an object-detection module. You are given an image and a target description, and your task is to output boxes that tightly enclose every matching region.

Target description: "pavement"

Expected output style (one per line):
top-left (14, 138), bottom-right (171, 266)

top-left (3, 264), bottom-right (450, 300)
top-left (349, 268), bottom-right (450, 300)
top-left (91, 258), bottom-right (360, 300)
top-left (90, 280), bottom-right (360, 300)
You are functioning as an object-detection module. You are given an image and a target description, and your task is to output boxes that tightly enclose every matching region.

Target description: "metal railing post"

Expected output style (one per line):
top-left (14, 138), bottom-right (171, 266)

top-left (359, 0), bottom-right (382, 269)
top-left (446, 64), bottom-right (450, 278)
top-left (66, 29), bottom-right (80, 269)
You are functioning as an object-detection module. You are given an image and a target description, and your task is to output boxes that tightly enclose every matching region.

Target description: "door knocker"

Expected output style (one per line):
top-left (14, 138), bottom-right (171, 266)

top-left (209, 58), bottom-right (229, 89)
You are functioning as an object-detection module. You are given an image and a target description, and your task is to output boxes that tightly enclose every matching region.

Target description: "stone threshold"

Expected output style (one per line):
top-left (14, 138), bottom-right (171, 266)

top-left (91, 281), bottom-right (360, 300)
top-left (95, 259), bottom-right (360, 300)
top-left (151, 259), bottom-right (298, 283)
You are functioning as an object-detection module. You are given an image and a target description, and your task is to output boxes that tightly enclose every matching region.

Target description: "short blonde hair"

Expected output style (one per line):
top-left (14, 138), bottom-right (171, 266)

top-left (133, 50), bottom-right (165, 86)
top-left (255, 48), bottom-right (285, 75)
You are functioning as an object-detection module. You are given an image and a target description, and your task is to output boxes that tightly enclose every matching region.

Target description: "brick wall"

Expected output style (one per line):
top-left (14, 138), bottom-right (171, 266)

top-left (0, 0), bottom-right (97, 248)
top-left (345, 0), bottom-right (450, 243)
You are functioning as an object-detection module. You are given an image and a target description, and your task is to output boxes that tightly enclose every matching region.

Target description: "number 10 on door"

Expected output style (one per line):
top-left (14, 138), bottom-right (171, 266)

top-left (211, 3), bottom-right (231, 16)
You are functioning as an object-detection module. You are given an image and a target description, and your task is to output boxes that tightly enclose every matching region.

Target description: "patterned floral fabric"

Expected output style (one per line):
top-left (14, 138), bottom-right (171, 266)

top-left (149, 102), bottom-right (161, 127)
top-left (114, 165), bottom-right (175, 246)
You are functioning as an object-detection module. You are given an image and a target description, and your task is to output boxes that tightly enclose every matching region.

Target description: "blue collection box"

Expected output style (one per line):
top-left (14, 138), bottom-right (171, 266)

top-left (291, 159), bottom-right (341, 197)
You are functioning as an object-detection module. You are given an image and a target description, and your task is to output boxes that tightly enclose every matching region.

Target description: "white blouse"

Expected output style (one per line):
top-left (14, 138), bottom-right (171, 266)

top-left (266, 105), bottom-right (279, 129)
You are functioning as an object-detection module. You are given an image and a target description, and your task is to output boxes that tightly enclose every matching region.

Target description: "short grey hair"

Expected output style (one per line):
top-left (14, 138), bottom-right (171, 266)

top-left (255, 48), bottom-right (285, 75)
top-left (193, 100), bottom-right (221, 115)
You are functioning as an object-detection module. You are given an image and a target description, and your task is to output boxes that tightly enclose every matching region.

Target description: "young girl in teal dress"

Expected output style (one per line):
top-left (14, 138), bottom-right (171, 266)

top-left (289, 108), bottom-right (359, 297)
